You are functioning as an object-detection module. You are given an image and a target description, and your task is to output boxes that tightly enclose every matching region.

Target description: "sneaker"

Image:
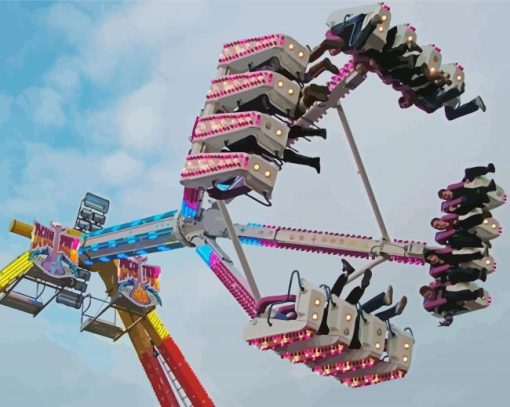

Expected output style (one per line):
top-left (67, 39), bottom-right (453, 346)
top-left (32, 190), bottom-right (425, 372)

top-left (303, 84), bottom-right (330, 102)
top-left (487, 163), bottom-right (496, 173)
top-left (341, 259), bottom-right (355, 275)
top-left (480, 269), bottom-right (487, 282)
top-left (395, 296), bottom-right (408, 315)
top-left (361, 269), bottom-right (372, 289)
top-left (475, 96), bottom-right (486, 112)
top-left (323, 58), bottom-right (340, 75)
top-left (488, 179), bottom-right (497, 191)
top-left (311, 157), bottom-right (321, 174)
top-left (477, 288), bottom-right (485, 299)
top-left (384, 285), bottom-right (393, 305)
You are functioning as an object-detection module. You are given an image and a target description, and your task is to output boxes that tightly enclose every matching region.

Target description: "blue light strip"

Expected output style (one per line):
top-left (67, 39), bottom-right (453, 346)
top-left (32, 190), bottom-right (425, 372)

top-left (80, 242), bottom-right (184, 265)
top-left (181, 199), bottom-right (198, 219)
top-left (82, 228), bottom-right (174, 253)
top-left (196, 244), bottom-right (213, 265)
top-left (239, 237), bottom-right (263, 247)
top-left (84, 210), bottom-right (178, 238)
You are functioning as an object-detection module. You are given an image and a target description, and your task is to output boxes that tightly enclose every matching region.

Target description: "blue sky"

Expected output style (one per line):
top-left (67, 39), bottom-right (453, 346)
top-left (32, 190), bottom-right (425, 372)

top-left (0, 1), bottom-right (509, 406)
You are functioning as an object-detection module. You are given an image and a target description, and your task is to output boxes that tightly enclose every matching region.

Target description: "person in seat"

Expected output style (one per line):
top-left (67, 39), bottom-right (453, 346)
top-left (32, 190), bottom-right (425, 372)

top-left (420, 284), bottom-right (485, 327)
top-left (423, 249), bottom-right (484, 267)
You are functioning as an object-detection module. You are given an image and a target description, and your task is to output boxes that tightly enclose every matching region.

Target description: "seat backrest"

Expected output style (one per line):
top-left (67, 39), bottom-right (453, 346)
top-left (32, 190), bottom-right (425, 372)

top-left (205, 71), bottom-right (301, 117)
top-left (254, 294), bottom-right (296, 315)
top-left (415, 45), bottom-right (442, 75)
top-left (429, 264), bottom-right (450, 278)
top-left (441, 197), bottom-right (463, 213)
top-left (392, 23), bottom-right (417, 48)
top-left (435, 229), bottom-right (456, 244)
top-left (180, 152), bottom-right (279, 199)
top-left (218, 34), bottom-right (310, 79)
top-left (191, 112), bottom-right (288, 157)
top-left (295, 280), bottom-right (327, 331)
top-left (441, 63), bottom-right (465, 93)
top-left (326, 294), bottom-right (357, 345)
top-left (423, 297), bottom-right (447, 312)
top-left (387, 326), bottom-right (414, 370)
top-left (357, 313), bottom-right (387, 358)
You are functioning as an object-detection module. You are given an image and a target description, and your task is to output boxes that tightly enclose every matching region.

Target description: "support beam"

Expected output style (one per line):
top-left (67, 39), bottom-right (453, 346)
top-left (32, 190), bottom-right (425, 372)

top-left (347, 256), bottom-right (387, 284)
top-left (336, 102), bottom-right (391, 242)
top-left (216, 200), bottom-right (261, 299)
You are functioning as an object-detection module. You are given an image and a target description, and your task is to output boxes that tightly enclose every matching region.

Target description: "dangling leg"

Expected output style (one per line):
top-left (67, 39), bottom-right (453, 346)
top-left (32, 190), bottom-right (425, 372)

top-left (304, 58), bottom-right (339, 82)
top-left (448, 232), bottom-right (484, 250)
top-left (361, 286), bottom-right (393, 314)
top-left (444, 99), bottom-right (482, 121)
top-left (447, 267), bottom-right (485, 284)
top-left (301, 84), bottom-right (330, 107)
top-left (463, 164), bottom-right (495, 182)
top-left (344, 270), bottom-right (372, 305)
top-left (226, 135), bottom-right (264, 155)
top-left (283, 149), bottom-right (321, 174)
top-left (288, 125), bottom-right (327, 140)
top-left (309, 38), bottom-right (345, 62)
top-left (374, 296), bottom-right (408, 322)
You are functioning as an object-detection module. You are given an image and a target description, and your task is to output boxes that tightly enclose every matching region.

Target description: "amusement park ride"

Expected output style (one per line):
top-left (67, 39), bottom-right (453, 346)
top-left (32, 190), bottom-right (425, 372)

top-left (0, 3), bottom-right (506, 406)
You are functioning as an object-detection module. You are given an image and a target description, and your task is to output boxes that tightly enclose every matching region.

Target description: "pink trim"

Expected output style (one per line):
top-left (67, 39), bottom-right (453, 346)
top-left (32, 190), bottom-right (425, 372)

top-left (191, 112), bottom-right (262, 141)
top-left (209, 252), bottom-right (256, 317)
top-left (219, 34), bottom-right (285, 64)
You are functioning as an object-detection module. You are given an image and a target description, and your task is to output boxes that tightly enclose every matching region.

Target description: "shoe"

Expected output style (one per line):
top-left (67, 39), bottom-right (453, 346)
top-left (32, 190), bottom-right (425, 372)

top-left (341, 259), bottom-right (355, 275)
top-left (323, 58), bottom-right (340, 75)
top-left (303, 84), bottom-right (330, 103)
top-left (361, 269), bottom-right (372, 290)
top-left (480, 269), bottom-right (487, 282)
top-left (301, 127), bottom-right (327, 140)
top-left (488, 179), bottom-right (496, 191)
top-left (384, 285), bottom-right (393, 305)
top-left (311, 157), bottom-right (321, 174)
top-left (487, 163), bottom-right (496, 173)
top-left (477, 288), bottom-right (485, 299)
top-left (475, 96), bottom-right (486, 112)
top-left (395, 296), bottom-right (408, 315)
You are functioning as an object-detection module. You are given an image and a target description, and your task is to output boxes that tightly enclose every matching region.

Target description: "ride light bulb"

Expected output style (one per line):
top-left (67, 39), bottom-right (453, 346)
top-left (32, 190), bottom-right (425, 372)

top-left (381, 15), bottom-right (387, 21)
top-left (403, 356), bottom-right (409, 363)
top-left (378, 26), bottom-right (384, 32)
top-left (264, 170), bottom-right (271, 178)
top-left (276, 129), bottom-right (283, 136)
top-left (407, 35), bottom-right (413, 42)
top-left (486, 259), bottom-right (491, 265)
top-left (430, 67), bottom-right (436, 73)
top-left (404, 342), bottom-right (410, 349)
top-left (298, 51), bottom-right (304, 58)
top-left (456, 75), bottom-right (463, 81)
top-left (277, 80), bottom-right (284, 88)
top-left (491, 223), bottom-right (497, 229)
top-left (483, 219), bottom-right (489, 224)
top-left (253, 164), bottom-right (260, 171)
top-left (345, 314), bottom-right (352, 321)
top-left (289, 43), bottom-right (295, 50)
top-left (375, 342), bottom-right (381, 349)
top-left (312, 313), bottom-right (319, 320)
top-left (314, 299), bottom-right (321, 306)
top-left (288, 88), bottom-right (294, 95)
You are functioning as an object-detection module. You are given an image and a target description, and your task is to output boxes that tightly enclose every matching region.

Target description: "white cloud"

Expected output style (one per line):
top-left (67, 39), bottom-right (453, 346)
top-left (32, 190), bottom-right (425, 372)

top-left (0, 93), bottom-right (13, 125)
top-left (16, 87), bottom-right (66, 127)
top-left (101, 151), bottom-right (144, 184)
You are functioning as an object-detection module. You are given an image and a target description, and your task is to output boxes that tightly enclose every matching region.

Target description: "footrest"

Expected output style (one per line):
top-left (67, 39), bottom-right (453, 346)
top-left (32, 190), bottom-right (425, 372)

top-left (81, 317), bottom-right (124, 340)
top-left (1, 291), bottom-right (44, 315)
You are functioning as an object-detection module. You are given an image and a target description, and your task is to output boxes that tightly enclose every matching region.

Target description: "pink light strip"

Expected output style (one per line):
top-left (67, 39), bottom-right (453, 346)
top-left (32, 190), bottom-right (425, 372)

top-left (219, 34), bottom-right (285, 64)
top-left (192, 112), bottom-right (262, 141)
top-left (341, 368), bottom-right (407, 388)
top-left (206, 72), bottom-right (274, 100)
top-left (209, 252), bottom-right (257, 317)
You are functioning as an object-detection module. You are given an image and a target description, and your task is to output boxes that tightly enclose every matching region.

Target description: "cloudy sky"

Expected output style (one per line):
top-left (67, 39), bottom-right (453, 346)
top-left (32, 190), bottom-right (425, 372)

top-left (0, 1), bottom-right (508, 406)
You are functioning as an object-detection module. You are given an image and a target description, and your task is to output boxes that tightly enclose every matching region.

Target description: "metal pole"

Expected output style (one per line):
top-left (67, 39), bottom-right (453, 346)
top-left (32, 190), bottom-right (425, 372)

top-left (216, 200), bottom-right (261, 299)
top-left (336, 102), bottom-right (391, 242)
top-left (346, 256), bottom-right (387, 284)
